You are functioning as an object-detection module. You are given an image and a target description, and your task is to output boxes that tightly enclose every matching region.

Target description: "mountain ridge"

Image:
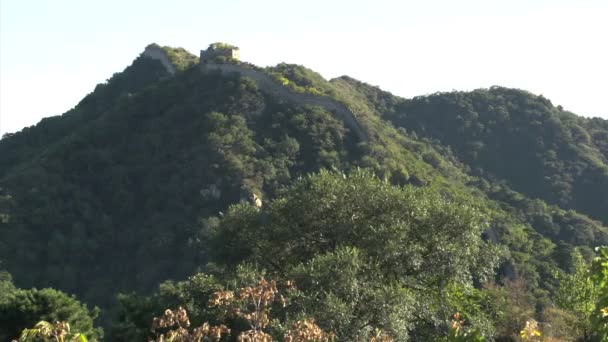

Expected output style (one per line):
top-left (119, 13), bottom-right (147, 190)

top-left (1, 43), bottom-right (607, 331)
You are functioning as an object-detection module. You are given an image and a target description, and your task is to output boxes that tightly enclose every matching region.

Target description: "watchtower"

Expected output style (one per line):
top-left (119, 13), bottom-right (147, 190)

top-left (200, 42), bottom-right (240, 63)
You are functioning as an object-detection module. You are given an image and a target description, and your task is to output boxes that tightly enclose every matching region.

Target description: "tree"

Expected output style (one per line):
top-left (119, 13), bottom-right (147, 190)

top-left (149, 307), bottom-right (229, 342)
top-left (553, 249), bottom-right (597, 339)
top-left (147, 277), bottom-right (336, 342)
top-left (107, 274), bottom-right (223, 342)
top-left (591, 246), bottom-right (608, 339)
top-left (202, 169), bottom-right (501, 339)
top-left (0, 275), bottom-right (102, 341)
top-left (205, 169), bottom-right (500, 282)
top-left (17, 320), bottom-right (88, 342)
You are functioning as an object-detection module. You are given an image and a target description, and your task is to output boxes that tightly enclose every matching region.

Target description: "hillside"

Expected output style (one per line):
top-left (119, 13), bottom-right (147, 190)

top-left (388, 88), bottom-right (608, 224)
top-left (1, 43), bottom-right (607, 340)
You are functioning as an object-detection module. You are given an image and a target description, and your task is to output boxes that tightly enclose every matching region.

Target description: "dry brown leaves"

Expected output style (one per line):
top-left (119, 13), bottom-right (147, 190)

top-left (149, 307), bottom-right (229, 342)
top-left (237, 330), bottom-right (274, 342)
top-left (208, 290), bottom-right (235, 308)
top-left (451, 312), bottom-right (466, 333)
top-left (284, 319), bottom-right (335, 342)
top-left (150, 279), bottom-right (342, 342)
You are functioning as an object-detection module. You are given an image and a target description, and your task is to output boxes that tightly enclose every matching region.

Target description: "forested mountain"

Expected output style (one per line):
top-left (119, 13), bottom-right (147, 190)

top-left (1, 43), bottom-right (607, 340)
top-left (389, 88), bottom-right (608, 224)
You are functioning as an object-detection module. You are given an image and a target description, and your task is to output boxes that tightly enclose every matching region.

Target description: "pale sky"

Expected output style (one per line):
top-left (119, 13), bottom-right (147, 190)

top-left (1, 0), bottom-right (607, 135)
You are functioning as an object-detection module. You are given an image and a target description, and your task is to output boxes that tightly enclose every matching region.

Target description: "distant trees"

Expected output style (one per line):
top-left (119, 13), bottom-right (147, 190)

top-left (266, 64), bottom-right (335, 96)
top-left (1, 42), bottom-right (607, 341)
top-left (391, 87), bottom-right (608, 225)
top-left (160, 45), bottom-right (199, 71)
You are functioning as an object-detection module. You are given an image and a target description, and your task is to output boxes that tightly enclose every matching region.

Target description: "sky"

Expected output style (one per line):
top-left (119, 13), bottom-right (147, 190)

top-left (1, 0), bottom-right (607, 135)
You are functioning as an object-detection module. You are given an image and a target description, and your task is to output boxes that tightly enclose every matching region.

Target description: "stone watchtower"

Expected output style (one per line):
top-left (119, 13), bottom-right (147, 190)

top-left (200, 42), bottom-right (240, 63)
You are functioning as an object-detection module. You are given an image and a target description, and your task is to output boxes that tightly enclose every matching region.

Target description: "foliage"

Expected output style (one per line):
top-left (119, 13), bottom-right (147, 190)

top-left (17, 320), bottom-right (88, 342)
top-left (0, 62), bottom-right (357, 313)
top-left (201, 170), bottom-right (500, 340)
top-left (1, 44), bottom-right (607, 341)
top-left (0, 274), bottom-right (101, 341)
top-left (390, 87), bottom-right (608, 225)
top-left (207, 277), bottom-right (281, 340)
top-left (284, 319), bottom-right (335, 342)
top-left (447, 313), bottom-right (485, 342)
top-left (148, 278), bottom-right (336, 342)
top-left (553, 249), bottom-right (597, 337)
top-left (206, 169), bottom-right (499, 282)
top-left (160, 45), bottom-right (200, 71)
top-left (591, 246), bottom-right (608, 339)
top-left (149, 307), bottom-right (229, 342)
top-left (202, 43), bottom-right (240, 64)
top-left (540, 307), bottom-right (581, 341)
top-left (209, 42), bottom-right (239, 51)
top-left (482, 279), bottom-right (535, 339)
top-left (519, 320), bottom-right (542, 341)
top-left (266, 64), bottom-right (336, 96)
top-left (109, 171), bottom-right (502, 340)
top-left (106, 273), bottom-right (223, 341)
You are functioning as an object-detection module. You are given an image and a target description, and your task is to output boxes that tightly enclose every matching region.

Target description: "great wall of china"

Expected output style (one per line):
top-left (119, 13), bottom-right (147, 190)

top-left (142, 44), bottom-right (369, 142)
top-left (200, 63), bottom-right (369, 142)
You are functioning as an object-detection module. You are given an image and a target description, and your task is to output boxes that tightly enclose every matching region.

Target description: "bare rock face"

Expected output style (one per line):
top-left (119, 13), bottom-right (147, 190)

top-left (142, 44), bottom-right (176, 75)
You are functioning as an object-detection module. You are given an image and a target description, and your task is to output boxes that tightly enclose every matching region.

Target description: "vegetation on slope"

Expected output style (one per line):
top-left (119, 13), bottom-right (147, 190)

top-left (1, 44), bottom-right (607, 340)
top-left (158, 44), bottom-right (200, 71)
top-left (388, 87), bottom-right (608, 224)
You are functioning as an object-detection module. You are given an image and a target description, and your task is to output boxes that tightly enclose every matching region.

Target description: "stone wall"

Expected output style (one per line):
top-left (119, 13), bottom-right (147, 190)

top-left (200, 48), bottom-right (240, 63)
top-left (142, 45), bottom-right (177, 75)
top-left (200, 63), bottom-right (369, 142)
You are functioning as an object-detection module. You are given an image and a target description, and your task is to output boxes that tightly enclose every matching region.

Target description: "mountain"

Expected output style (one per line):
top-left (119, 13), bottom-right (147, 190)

top-left (1, 43), bottom-right (606, 334)
top-left (389, 88), bottom-right (608, 224)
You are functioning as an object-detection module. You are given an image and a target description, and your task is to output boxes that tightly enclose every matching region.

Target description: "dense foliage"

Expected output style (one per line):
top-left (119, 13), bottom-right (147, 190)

top-left (1, 44), bottom-right (607, 340)
top-left (0, 271), bottom-right (102, 341)
top-left (266, 64), bottom-right (336, 96)
top-left (592, 247), bottom-right (608, 338)
top-left (107, 171), bottom-right (500, 340)
top-left (388, 88), bottom-right (608, 225)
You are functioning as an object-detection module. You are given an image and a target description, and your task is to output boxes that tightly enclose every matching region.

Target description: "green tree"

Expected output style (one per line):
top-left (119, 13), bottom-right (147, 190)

top-left (202, 169), bottom-right (501, 339)
top-left (554, 249), bottom-right (597, 339)
top-left (591, 246), bottom-right (608, 339)
top-left (205, 169), bottom-right (500, 282)
top-left (0, 274), bottom-right (101, 341)
top-left (18, 320), bottom-right (88, 342)
top-left (107, 273), bottom-right (223, 342)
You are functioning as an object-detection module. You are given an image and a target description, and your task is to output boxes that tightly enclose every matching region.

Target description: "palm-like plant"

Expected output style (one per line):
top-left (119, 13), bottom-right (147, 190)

top-left (17, 320), bottom-right (88, 342)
